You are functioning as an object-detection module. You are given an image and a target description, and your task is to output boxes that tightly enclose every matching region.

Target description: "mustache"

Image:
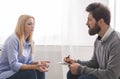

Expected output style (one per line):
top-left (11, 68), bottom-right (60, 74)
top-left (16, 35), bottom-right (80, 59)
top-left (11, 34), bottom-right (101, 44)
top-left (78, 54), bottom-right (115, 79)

top-left (88, 26), bottom-right (90, 28)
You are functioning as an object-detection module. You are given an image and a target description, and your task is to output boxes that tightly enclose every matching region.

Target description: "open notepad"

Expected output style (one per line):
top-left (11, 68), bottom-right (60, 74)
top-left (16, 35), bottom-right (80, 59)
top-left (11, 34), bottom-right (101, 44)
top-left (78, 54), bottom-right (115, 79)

top-left (57, 62), bottom-right (69, 65)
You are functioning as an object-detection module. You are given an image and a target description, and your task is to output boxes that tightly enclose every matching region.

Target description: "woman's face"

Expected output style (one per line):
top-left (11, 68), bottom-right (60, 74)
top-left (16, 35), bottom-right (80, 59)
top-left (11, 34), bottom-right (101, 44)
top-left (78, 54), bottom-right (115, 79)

top-left (24, 18), bottom-right (34, 36)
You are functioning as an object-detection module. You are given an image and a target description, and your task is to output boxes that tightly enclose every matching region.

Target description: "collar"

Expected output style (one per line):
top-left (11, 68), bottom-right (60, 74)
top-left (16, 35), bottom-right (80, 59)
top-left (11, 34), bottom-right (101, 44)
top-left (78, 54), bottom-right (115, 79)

top-left (101, 27), bottom-right (114, 42)
top-left (24, 39), bottom-right (31, 46)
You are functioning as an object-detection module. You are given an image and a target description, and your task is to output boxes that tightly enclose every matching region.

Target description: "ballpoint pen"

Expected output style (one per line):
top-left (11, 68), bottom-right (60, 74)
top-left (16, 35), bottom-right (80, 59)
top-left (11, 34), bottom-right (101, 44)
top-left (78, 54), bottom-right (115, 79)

top-left (66, 55), bottom-right (70, 59)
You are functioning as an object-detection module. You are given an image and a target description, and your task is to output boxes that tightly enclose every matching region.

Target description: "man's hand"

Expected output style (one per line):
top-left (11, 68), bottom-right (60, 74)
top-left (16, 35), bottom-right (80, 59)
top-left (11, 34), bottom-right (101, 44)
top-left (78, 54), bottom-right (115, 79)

top-left (64, 55), bottom-right (76, 64)
top-left (69, 63), bottom-right (80, 75)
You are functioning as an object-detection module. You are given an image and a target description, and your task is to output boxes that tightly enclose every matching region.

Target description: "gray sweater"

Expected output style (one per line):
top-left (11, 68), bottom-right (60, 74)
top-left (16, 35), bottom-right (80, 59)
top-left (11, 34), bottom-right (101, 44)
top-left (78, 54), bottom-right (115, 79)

top-left (77, 28), bottom-right (120, 79)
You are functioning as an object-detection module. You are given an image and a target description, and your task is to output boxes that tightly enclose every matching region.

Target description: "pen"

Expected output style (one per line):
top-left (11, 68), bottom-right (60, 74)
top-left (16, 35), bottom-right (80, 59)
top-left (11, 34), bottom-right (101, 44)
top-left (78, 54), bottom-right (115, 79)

top-left (66, 55), bottom-right (70, 59)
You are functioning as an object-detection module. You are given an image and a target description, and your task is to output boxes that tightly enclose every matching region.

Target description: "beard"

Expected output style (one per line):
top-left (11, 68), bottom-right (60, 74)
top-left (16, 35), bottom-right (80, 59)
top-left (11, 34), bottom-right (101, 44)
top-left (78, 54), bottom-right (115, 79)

top-left (88, 23), bottom-right (101, 35)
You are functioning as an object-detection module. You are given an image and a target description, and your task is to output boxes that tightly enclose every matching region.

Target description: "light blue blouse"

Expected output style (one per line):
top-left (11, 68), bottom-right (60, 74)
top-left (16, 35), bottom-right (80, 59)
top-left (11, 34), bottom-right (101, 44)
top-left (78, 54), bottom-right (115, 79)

top-left (0, 34), bottom-right (33, 79)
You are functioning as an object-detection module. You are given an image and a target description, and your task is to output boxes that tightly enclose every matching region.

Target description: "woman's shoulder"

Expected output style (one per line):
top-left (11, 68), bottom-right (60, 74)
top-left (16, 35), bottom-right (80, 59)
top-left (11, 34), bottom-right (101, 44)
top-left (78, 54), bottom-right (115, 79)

top-left (4, 33), bottom-right (19, 44)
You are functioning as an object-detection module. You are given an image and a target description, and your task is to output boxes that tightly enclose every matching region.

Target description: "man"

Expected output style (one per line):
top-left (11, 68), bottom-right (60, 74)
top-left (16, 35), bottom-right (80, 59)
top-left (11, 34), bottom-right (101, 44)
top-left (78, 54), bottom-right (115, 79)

top-left (64, 2), bottom-right (120, 79)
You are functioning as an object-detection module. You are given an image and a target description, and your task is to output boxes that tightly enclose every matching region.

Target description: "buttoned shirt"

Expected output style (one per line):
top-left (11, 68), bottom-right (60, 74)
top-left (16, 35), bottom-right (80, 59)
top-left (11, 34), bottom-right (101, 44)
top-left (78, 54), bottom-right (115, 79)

top-left (0, 34), bottom-right (33, 79)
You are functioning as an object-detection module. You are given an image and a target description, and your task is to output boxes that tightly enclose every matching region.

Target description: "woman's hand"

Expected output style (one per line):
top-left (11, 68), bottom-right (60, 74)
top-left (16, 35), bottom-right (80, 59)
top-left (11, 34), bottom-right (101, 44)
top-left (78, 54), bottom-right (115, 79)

top-left (36, 61), bottom-right (50, 72)
top-left (41, 61), bottom-right (50, 68)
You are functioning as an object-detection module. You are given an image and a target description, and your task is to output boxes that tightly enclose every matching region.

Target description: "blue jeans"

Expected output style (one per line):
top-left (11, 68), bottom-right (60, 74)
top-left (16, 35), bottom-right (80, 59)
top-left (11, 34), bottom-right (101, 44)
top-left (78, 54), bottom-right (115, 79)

top-left (67, 71), bottom-right (98, 79)
top-left (7, 70), bottom-right (45, 79)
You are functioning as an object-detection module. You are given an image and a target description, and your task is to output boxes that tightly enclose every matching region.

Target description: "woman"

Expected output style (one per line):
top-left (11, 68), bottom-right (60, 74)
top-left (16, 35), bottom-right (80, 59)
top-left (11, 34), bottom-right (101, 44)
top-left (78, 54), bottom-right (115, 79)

top-left (0, 14), bottom-right (49, 79)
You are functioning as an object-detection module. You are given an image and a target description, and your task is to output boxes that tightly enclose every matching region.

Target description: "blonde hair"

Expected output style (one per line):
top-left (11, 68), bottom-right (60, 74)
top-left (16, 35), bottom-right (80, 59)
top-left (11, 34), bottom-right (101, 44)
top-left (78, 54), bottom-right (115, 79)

top-left (15, 14), bottom-right (35, 56)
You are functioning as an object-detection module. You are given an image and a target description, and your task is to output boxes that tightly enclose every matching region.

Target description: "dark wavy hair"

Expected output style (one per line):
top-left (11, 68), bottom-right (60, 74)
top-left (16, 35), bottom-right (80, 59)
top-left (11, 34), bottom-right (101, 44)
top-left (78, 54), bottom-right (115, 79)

top-left (86, 3), bottom-right (111, 25)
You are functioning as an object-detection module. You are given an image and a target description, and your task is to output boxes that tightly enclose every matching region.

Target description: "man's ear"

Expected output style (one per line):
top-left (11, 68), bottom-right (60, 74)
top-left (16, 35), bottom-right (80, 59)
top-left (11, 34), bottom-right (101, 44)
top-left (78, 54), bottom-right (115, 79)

top-left (98, 18), bottom-right (104, 25)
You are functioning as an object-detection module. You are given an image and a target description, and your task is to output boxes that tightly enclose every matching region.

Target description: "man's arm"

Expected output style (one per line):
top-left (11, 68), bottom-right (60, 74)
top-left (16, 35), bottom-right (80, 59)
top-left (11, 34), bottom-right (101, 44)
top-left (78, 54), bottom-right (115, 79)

top-left (77, 42), bottom-right (120, 79)
top-left (77, 52), bottom-right (99, 68)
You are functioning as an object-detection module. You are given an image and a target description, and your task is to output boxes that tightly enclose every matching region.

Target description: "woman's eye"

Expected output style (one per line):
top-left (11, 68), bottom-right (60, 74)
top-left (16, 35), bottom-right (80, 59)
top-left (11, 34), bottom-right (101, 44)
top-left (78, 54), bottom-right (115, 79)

top-left (27, 23), bottom-right (32, 25)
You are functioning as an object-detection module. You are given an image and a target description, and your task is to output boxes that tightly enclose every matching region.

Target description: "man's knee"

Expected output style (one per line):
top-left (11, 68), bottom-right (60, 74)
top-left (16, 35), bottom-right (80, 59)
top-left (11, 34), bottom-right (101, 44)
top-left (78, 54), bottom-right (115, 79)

top-left (78, 75), bottom-right (98, 79)
top-left (67, 71), bottom-right (80, 79)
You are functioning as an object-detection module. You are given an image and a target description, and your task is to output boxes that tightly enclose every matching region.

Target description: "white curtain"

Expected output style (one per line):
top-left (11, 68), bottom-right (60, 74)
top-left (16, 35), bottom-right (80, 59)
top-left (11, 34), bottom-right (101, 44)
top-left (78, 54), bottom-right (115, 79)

top-left (0, 0), bottom-right (109, 46)
top-left (108, 0), bottom-right (120, 32)
top-left (114, 0), bottom-right (120, 31)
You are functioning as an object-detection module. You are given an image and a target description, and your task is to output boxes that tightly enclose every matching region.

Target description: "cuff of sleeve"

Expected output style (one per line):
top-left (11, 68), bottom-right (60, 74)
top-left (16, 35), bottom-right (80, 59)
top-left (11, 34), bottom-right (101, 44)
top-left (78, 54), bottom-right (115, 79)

top-left (76, 59), bottom-right (81, 64)
top-left (28, 60), bottom-right (33, 64)
top-left (77, 65), bottom-right (86, 75)
top-left (12, 63), bottom-right (23, 72)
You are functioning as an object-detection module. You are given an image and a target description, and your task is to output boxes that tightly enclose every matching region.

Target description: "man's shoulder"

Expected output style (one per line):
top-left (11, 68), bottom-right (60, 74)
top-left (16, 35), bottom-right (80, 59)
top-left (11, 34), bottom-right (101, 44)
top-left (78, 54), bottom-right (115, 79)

top-left (112, 30), bottom-right (120, 39)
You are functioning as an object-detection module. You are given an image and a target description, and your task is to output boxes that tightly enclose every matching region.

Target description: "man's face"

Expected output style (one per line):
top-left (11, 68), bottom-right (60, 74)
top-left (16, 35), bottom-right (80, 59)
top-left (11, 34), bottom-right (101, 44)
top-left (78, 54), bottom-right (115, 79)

top-left (86, 13), bottom-right (101, 35)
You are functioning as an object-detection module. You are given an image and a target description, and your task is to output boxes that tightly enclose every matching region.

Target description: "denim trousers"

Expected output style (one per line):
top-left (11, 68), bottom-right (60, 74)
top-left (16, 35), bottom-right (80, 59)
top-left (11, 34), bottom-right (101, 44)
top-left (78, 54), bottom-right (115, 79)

top-left (7, 70), bottom-right (45, 79)
top-left (67, 71), bottom-right (98, 79)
